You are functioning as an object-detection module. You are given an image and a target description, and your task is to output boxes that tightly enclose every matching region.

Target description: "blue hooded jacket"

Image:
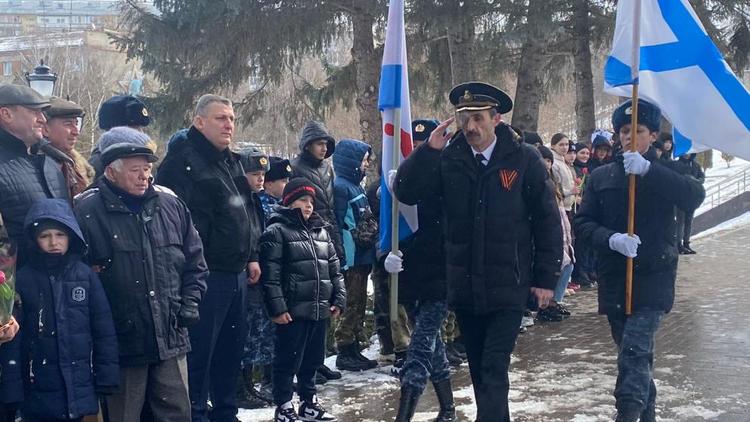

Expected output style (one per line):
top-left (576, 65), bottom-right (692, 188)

top-left (332, 139), bottom-right (375, 268)
top-left (16, 199), bottom-right (118, 419)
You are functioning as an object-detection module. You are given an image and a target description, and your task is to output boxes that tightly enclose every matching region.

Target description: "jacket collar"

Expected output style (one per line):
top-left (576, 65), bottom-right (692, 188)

top-left (0, 126), bottom-right (33, 156)
top-left (97, 176), bottom-right (157, 214)
top-left (187, 126), bottom-right (233, 164)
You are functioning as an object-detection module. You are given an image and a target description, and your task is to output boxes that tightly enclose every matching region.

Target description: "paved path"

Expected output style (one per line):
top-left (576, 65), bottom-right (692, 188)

top-left (240, 224), bottom-right (750, 421)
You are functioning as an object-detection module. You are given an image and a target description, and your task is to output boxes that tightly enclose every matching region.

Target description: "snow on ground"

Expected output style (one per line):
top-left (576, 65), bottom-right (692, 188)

top-left (691, 211), bottom-right (750, 240)
top-left (696, 150), bottom-right (750, 216)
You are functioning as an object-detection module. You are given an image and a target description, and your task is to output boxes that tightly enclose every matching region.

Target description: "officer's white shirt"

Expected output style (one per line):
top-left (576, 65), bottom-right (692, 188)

top-left (471, 136), bottom-right (497, 165)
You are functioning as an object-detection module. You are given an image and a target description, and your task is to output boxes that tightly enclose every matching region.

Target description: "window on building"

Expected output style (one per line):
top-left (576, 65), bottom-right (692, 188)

top-left (2, 62), bottom-right (12, 77)
top-left (57, 2), bottom-right (63, 8)
top-left (57, 18), bottom-right (64, 23)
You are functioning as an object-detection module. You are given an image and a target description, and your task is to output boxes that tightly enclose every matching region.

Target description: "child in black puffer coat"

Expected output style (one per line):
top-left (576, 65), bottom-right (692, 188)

top-left (16, 199), bottom-right (118, 422)
top-left (260, 178), bottom-right (346, 422)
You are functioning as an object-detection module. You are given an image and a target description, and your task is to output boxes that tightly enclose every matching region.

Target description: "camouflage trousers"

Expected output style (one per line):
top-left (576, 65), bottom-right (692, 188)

top-left (334, 265), bottom-right (372, 347)
top-left (372, 262), bottom-right (411, 353)
top-left (400, 300), bottom-right (450, 392)
top-left (242, 292), bottom-right (275, 368)
top-left (441, 310), bottom-right (460, 343)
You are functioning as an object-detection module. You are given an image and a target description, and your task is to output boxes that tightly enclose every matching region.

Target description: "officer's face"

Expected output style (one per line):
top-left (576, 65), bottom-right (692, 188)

top-left (36, 228), bottom-right (69, 255)
top-left (245, 171), bottom-right (265, 193)
top-left (619, 124), bottom-right (657, 154)
top-left (106, 156), bottom-right (153, 196)
top-left (307, 139), bottom-right (328, 160)
top-left (194, 102), bottom-right (235, 151)
top-left (0, 105), bottom-right (46, 146)
top-left (457, 110), bottom-right (502, 150)
top-left (43, 116), bottom-right (80, 153)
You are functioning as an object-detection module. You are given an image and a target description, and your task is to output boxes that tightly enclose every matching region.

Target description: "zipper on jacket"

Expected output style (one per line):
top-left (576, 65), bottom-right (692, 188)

top-left (303, 221), bottom-right (322, 321)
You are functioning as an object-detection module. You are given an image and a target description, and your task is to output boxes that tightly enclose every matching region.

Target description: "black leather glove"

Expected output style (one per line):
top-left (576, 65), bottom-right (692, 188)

top-left (178, 298), bottom-right (200, 328)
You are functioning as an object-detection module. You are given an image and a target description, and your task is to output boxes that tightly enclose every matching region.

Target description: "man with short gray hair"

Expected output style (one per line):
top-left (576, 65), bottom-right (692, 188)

top-left (74, 141), bottom-right (208, 422)
top-left (157, 94), bottom-right (259, 422)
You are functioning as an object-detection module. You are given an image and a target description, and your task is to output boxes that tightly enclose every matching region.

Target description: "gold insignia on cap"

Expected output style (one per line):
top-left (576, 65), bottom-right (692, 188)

top-left (625, 106), bottom-right (632, 115)
top-left (462, 90), bottom-right (474, 102)
top-left (415, 124), bottom-right (425, 133)
top-left (259, 157), bottom-right (268, 166)
top-left (142, 108), bottom-right (149, 117)
top-left (286, 165), bottom-right (292, 172)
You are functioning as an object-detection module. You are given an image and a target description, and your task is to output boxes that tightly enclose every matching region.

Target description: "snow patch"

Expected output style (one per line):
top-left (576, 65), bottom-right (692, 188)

top-left (692, 212), bottom-right (750, 239)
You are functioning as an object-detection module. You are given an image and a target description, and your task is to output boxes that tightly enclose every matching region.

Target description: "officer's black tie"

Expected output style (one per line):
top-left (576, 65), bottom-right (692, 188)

top-left (475, 153), bottom-right (486, 167)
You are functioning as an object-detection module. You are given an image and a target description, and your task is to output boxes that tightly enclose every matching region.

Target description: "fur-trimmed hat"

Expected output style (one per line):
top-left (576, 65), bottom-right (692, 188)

top-left (612, 99), bottom-right (661, 134)
top-left (265, 157), bottom-right (292, 182)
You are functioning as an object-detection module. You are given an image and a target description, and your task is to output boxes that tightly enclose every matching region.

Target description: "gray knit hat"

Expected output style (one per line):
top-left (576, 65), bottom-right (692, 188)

top-left (97, 126), bottom-right (151, 152)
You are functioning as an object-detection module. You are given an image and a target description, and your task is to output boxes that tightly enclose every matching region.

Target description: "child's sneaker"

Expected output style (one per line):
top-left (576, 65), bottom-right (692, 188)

top-left (275, 402), bottom-right (300, 422)
top-left (298, 395), bottom-right (337, 421)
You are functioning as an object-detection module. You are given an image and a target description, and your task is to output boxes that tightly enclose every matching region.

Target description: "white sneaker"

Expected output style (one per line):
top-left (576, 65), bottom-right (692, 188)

top-left (298, 396), bottom-right (337, 422)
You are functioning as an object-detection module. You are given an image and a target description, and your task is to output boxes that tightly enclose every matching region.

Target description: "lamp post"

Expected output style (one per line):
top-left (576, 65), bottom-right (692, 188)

top-left (25, 60), bottom-right (57, 97)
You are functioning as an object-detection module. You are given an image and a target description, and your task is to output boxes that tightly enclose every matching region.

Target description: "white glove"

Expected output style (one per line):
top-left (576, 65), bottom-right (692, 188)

top-left (384, 251), bottom-right (403, 273)
top-left (387, 169), bottom-right (398, 191)
top-left (623, 151), bottom-right (651, 176)
top-left (609, 233), bottom-right (642, 258)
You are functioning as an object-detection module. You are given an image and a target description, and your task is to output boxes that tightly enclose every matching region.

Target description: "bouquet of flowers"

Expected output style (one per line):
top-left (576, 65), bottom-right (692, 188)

top-left (0, 270), bottom-right (14, 325)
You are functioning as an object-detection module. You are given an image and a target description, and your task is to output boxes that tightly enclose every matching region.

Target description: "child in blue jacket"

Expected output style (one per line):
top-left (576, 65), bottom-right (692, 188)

top-left (17, 199), bottom-right (118, 422)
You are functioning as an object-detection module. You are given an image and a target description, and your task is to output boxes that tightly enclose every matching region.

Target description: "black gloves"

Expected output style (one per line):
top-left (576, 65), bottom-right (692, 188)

top-left (177, 298), bottom-right (200, 328)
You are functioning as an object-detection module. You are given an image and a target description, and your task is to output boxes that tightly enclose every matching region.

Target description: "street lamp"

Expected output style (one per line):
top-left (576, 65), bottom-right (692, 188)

top-left (25, 60), bottom-right (57, 97)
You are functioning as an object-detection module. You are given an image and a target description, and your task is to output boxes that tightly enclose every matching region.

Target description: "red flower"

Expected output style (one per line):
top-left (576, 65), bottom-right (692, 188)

top-left (0, 271), bottom-right (5, 285)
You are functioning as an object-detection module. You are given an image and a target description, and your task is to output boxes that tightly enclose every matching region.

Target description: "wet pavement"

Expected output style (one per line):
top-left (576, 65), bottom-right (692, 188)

top-left (239, 223), bottom-right (750, 421)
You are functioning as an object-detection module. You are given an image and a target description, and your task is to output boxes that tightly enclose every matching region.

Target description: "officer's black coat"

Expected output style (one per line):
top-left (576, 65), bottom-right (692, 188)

top-left (574, 150), bottom-right (705, 314)
top-left (395, 123), bottom-right (563, 314)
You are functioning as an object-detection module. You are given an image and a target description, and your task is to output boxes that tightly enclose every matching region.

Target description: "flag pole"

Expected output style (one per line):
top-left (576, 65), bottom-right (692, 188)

top-left (389, 109), bottom-right (401, 322)
top-left (625, 0), bottom-right (642, 316)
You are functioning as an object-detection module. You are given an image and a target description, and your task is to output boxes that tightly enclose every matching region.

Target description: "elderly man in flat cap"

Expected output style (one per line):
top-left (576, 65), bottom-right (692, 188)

top-left (393, 82), bottom-right (562, 422)
top-left (42, 97), bottom-right (95, 197)
top-left (74, 142), bottom-right (208, 422)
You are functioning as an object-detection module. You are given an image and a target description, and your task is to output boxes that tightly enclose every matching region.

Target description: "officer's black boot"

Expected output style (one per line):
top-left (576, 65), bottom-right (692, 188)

top-left (433, 379), bottom-right (456, 422)
top-left (640, 402), bottom-right (656, 422)
top-left (614, 402), bottom-right (641, 422)
top-left (394, 385), bottom-right (421, 422)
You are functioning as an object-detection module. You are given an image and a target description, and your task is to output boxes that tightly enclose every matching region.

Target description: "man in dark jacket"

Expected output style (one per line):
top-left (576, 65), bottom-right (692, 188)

top-left (75, 142), bottom-right (208, 422)
top-left (155, 94), bottom-right (256, 422)
top-left (675, 153), bottom-right (705, 254)
top-left (394, 82), bottom-right (562, 422)
top-left (386, 119), bottom-right (455, 422)
top-left (574, 100), bottom-right (705, 422)
top-left (0, 84), bottom-right (69, 266)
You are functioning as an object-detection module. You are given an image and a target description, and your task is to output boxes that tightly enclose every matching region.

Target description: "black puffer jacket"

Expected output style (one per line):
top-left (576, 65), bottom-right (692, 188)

top-left (259, 207), bottom-right (346, 321)
top-left (156, 126), bottom-right (254, 272)
top-left (74, 178), bottom-right (208, 366)
top-left (291, 121), bottom-right (345, 263)
top-left (18, 199), bottom-right (118, 420)
top-left (574, 149), bottom-right (705, 314)
top-left (0, 127), bottom-right (69, 265)
top-left (395, 124), bottom-right (563, 314)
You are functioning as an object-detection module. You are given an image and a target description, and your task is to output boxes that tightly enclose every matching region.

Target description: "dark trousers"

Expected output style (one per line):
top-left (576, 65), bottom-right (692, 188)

top-left (0, 403), bottom-right (17, 422)
top-left (272, 319), bottom-right (327, 406)
top-left (187, 270), bottom-right (247, 422)
top-left (675, 209), bottom-right (695, 246)
top-left (400, 300), bottom-right (450, 392)
top-left (572, 235), bottom-right (594, 278)
top-left (23, 417), bottom-right (82, 422)
top-left (456, 310), bottom-right (523, 422)
top-left (607, 310), bottom-right (664, 414)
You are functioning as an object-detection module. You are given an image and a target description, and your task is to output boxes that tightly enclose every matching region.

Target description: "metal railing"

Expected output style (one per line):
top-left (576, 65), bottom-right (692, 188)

top-left (701, 167), bottom-right (750, 211)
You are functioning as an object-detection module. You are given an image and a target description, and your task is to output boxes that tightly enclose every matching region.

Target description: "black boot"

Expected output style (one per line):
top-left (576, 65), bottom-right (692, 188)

top-left (317, 364), bottom-right (342, 380)
top-left (614, 402), bottom-right (641, 422)
top-left (336, 343), bottom-right (375, 371)
top-left (395, 385), bottom-right (421, 422)
top-left (353, 345), bottom-right (378, 368)
top-left (640, 403), bottom-right (656, 422)
top-left (683, 243), bottom-right (696, 254)
top-left (433, 379), bottom-right (456, 422)
top-left (237, 366), bottom-right (269, 409)
top-left (258, 365), bottom-right (274, 403)
top-left (445, 342), bottom-right (466, 361)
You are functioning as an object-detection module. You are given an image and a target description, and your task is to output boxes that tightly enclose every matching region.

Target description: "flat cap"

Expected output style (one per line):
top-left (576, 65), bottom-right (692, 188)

top-left (101, 142), bottom-right (158, 169)
top-left (45, 97), bottom-right (84, 119)
top-left (449, 82), bottom-right (513, 114)
top-left (0, 84), bottom-right (50, 109)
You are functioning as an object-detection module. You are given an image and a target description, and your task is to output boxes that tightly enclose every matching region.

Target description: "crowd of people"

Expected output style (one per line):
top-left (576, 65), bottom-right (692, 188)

top-left (0, 79), bottom-right (705, 422)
